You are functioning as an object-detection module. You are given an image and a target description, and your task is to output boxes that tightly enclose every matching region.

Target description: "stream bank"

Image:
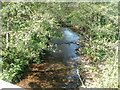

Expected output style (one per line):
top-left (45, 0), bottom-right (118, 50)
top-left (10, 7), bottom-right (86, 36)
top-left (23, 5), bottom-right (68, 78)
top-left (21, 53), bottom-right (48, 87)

top-left (68, 25), bottom-right (118, 88)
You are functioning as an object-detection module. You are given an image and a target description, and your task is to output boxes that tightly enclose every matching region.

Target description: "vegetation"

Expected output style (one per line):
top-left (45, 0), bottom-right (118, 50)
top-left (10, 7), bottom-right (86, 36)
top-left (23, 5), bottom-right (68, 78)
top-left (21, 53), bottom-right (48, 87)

top-left (0, 2), bottom-right (118, 88)
top-left (83, 3), bottom-right (118, 88)
top-left (0, 2), bottom-right (61, 83)
top-left (76, 2), bottom-right (118, 88)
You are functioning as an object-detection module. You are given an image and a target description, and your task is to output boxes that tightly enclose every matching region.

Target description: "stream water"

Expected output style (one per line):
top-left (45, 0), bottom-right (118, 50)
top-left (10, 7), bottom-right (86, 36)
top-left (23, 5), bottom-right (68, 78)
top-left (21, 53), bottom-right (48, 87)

top-left (46, 28), bottom-right (82, 88)
top-left (50, 28), bottom-right (81, 66)
top-left (17, 28), bottom-right (82, 88)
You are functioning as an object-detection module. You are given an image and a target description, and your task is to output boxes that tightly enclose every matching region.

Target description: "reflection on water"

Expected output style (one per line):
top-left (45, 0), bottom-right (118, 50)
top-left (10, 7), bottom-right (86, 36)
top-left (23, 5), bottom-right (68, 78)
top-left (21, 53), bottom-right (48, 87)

top-left (52, 28), bottom-right (80, 44)
top-left (47, 28), bottom-right (81, 88)
top-left (51, 28), bottom-right (80, 61)
top-left (63, 28), bottom-right (80, 42)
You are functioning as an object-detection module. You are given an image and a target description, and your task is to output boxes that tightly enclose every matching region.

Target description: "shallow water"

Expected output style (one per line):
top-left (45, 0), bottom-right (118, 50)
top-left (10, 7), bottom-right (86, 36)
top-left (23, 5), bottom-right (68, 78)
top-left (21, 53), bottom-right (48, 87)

top-left (47, 28), bottom-right (82, 88)
top-left (17, 28), bottom-right (82, 88)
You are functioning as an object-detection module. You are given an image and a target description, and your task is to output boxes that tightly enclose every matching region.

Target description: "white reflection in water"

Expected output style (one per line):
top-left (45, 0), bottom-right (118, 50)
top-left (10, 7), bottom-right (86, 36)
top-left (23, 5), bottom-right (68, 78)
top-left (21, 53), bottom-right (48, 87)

top-left (63, 28), bottom-right (80, 42)
top-left (51, 28), bottom-right (80, 61)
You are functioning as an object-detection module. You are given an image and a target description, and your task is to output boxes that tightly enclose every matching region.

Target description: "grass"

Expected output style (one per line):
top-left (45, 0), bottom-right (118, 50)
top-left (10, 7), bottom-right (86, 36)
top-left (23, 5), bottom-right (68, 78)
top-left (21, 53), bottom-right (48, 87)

top-left (78, 27), bottom-right (118, 88)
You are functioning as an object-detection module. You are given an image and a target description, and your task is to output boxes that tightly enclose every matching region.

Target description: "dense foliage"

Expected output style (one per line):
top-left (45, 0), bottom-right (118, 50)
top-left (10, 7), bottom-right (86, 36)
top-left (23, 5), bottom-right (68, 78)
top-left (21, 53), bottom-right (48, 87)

top-left (0, 2), bottom-right (118, 88)
top-left (0, 2), bottom-right (60, 83)
top-left (69, 2), bottom-right (118, 88)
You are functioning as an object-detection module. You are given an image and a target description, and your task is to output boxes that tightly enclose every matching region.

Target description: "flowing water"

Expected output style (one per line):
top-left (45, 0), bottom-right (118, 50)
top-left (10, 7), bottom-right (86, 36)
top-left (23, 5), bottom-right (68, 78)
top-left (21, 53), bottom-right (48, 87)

top-left (17, 28), bottom-right (82, 88)
top-left (51, 28), bottom-right (81, 66)
top-left (46, 28), bottom-right (82, 88)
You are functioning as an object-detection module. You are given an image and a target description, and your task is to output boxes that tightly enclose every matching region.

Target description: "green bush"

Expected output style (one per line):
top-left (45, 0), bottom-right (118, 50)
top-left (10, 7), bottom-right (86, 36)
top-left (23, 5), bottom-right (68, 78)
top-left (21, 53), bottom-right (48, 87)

top-left (0, 2), bottom-right (60, 83)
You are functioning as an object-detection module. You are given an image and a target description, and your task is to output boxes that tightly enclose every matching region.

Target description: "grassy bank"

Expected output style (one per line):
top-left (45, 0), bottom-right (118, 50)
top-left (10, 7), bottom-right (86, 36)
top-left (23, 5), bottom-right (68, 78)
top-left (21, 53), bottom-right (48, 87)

top-left (76, 3), bottom-right (118, 88)
top-left (0, 2), bottom-right (61, 83)
top-left (77, 26), bottom-right (118, 88)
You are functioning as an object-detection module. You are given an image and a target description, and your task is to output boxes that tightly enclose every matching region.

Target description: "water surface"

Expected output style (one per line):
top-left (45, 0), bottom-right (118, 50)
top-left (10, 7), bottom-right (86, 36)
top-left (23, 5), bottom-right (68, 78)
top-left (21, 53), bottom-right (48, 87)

top-left (47, 28), bottom-right (82, 88)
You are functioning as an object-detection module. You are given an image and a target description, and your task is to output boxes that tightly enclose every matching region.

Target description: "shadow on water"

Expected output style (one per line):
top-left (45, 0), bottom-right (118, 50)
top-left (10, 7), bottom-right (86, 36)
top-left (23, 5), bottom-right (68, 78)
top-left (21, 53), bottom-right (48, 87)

top-left (17, 28), bottom-right (82, 88)
top-left (45, 28), bottom-right (82, 88)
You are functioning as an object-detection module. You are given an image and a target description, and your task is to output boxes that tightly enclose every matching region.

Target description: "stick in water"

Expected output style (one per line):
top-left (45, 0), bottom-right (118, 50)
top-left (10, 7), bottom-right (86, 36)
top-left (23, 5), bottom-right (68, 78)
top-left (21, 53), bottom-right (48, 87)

top-left (77, 69), bottom-right (86, 87)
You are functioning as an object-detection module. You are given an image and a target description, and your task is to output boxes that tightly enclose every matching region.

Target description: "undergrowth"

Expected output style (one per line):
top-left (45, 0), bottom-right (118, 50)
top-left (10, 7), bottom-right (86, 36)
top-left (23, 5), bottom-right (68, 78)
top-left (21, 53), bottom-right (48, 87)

top-left (78, 2), bottom-right (118, 88)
